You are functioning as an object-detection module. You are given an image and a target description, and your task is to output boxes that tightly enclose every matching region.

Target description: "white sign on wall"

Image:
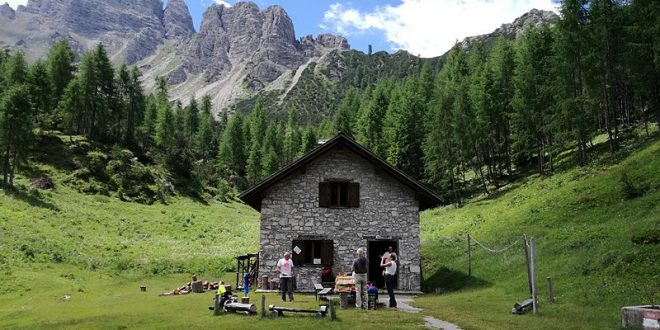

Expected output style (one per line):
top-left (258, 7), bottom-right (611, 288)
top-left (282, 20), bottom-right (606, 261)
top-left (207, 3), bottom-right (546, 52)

top-left (293, 246), bottom-right (302, 255)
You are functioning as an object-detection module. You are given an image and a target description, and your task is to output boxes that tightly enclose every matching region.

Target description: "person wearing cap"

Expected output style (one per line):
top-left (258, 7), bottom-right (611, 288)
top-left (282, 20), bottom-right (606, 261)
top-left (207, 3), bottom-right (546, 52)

top-left (352, 247), bottom-right (368, 309)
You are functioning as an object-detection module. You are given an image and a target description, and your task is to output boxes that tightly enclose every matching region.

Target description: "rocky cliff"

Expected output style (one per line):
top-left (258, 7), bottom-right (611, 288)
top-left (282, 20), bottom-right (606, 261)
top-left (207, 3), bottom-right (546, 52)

top-left (0, 1), bottom-right (555, 114)
top-left (459, 9), bottom-right (559, 50)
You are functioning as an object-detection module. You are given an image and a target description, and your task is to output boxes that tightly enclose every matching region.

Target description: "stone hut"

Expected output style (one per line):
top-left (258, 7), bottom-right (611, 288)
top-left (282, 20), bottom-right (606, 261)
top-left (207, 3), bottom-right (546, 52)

top-left (239, 133), bottom-right (442, 292)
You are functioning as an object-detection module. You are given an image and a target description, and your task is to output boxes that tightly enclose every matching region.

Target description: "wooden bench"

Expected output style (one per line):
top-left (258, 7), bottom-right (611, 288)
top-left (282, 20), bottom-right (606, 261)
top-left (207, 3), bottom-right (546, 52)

top-left (269, 304), bottom-right (327, 318)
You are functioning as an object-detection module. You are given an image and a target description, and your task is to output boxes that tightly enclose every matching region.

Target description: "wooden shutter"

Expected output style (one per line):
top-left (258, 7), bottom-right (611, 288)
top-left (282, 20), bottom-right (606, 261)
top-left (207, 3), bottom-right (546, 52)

top-left (321, 240), bottom-right (334, 266)
top-left (348, 182), bottom-right (360, 207)
top-left (319, 182), bottom-right (331, 207)
top-left (292, 240), bottom-right (305, 266)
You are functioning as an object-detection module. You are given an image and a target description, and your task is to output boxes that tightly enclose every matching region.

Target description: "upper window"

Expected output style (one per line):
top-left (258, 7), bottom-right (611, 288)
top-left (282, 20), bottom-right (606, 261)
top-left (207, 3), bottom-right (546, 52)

top-left (319, 181), bottom-right (359, 208)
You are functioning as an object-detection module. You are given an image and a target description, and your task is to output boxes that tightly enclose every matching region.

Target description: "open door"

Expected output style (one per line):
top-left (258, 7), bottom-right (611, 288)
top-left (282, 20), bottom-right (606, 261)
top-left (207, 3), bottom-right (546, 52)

top-left (367, 240), bottom-right (398, 289)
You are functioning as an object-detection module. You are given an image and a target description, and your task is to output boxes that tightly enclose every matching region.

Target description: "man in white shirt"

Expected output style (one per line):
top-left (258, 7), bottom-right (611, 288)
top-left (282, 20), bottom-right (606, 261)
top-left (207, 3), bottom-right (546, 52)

top-left (276, 251), bottom-right (294, 302)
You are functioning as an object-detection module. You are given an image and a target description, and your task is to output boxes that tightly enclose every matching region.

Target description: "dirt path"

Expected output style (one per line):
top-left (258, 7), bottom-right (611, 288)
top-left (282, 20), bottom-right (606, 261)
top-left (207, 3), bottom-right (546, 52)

top-left (396, 296), bottom-right (463, 330)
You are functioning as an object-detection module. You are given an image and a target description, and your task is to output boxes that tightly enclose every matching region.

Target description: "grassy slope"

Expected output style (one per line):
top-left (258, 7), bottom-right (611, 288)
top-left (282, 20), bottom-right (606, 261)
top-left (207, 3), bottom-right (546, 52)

top-left (1, 131), bottom-right (658, 329)
top-left (416, 135), bottom-right (660, 329)
top-left (0, 162), bottom-right (260, 276)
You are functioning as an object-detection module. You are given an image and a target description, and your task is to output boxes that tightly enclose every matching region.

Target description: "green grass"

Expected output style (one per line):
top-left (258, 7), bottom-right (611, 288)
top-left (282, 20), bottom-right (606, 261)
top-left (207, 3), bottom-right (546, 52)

top-left (1, 129), bottom-right (658, 328)
top-left (0, 164), bottom-right (260, 276)
top-left (0, 264), bottom-right (424, 329)
top-left (417, 135), bottom-right (660, 329)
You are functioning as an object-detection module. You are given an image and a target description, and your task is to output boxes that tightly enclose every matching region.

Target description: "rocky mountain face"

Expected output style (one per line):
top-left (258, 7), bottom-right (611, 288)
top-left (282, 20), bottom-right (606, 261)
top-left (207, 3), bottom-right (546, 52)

top-left (459, 9), bottom-right (559, 50)
top-left (164, 0), bottom-right (195, 40)
top-left (0, 1), bottom-right (554, 114)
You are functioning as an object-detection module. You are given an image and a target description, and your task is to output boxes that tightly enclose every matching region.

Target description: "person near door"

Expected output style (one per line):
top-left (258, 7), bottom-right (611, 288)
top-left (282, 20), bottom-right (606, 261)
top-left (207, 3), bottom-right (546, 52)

top-left (352, 247), bottom-right (368, 309)
top-left (380, 253), bottom-right (397, 308)
top-left (276, 251), bottom-right (294, 302)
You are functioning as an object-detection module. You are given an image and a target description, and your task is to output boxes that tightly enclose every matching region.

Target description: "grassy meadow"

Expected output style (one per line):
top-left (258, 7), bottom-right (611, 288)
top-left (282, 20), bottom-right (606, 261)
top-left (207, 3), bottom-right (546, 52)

top-left (417, 132), bottom-right (660, 329)
top-left (0, 131), bottom-right (658, 329)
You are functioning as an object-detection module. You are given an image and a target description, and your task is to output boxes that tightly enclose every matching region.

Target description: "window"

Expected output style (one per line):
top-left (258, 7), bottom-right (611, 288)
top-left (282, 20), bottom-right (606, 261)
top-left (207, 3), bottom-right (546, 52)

top-left (319, 181), bottom-right (359, 207)
top-left (292, 239), bottom-right (334, 266)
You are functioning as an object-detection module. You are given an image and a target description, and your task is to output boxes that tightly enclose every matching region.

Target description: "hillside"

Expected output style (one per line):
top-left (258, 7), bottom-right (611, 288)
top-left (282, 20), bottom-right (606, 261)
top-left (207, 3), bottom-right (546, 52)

top-left (0, 128), bottom-right (657, 328)
top-left (0, 133), bottom-right (260, 276)
top-left (416, 130), bottom-right (660, 329)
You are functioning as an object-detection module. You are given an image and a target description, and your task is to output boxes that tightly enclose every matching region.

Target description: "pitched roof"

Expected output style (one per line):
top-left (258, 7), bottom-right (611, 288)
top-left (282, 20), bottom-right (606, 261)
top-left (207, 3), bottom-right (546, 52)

top-left (238, 133), bottom-right (444, 212)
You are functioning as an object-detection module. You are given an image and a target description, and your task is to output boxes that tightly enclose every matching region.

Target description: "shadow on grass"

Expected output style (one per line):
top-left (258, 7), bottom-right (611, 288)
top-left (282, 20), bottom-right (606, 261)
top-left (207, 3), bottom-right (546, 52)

top-left (423, 266), bottom-right (491, 293)
top-left (4, 186), bottom-right (59, 211)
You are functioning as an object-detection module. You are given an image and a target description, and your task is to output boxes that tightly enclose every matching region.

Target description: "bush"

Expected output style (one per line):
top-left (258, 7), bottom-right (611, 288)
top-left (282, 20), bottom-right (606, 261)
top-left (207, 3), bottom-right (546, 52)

top-left (620, 173), bottom-right (649, 199)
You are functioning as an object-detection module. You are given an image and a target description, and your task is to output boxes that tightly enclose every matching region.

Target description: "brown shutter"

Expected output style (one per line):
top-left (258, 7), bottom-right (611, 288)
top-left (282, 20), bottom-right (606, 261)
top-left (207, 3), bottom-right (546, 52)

top-left (348, 182), bottom-right (360, 207)
top-left (321, 240), bottom-right (334, 266)
top-left (292, 240), bottom-right (305, 266)
top-left (319, 182), bottom-right (331, 207)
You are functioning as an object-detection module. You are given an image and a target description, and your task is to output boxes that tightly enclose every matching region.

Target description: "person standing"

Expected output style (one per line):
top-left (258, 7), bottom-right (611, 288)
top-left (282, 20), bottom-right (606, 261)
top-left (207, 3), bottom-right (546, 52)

top-left (380, 253), bottom-right (397, 308)
top-left (352, 247), bottom-right (368, 309)
top-left (276, 251), bottom-right (294, 302)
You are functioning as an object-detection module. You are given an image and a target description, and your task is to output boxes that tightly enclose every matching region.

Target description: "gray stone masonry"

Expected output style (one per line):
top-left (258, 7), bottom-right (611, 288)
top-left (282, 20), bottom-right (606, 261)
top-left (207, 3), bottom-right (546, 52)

top-left (258, 148), bottom-right (421, 291)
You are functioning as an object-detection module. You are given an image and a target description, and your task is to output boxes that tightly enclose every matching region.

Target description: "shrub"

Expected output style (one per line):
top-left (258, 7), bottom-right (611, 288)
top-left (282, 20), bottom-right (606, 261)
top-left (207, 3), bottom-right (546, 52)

top-left (620, 173), bottom-right (649, 199)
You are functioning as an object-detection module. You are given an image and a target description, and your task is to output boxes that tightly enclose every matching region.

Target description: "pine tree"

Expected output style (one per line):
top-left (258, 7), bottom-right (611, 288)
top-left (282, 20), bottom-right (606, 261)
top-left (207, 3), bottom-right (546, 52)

top-left (184, 96), bottom-right (200, 146)
top-left (358, 80), bottom-right (389, 157)
top-left (28, 60), bottom-right (54, 129)
top-left (246, 98), bottom-right (267, 184)
top-left (1, 52), bottom-right (32, 188)
top-left (47, 39), bottom-right (75, 106)
top-left (125, 66), bottom-right (144, 148)
top-left (283, 108), bottom-right (301, 163)
top-left (154, 97), bottom-right (176, 159)
top-left (139, 95), bottom-right (158, 152)
top-left (512, 25), bottom-right (556, 175)
top-left (59, 77), bottom-right (83, 134)
top-left (387, 78), bottom-right (425, 179)
top-left (299, 126), bottom-right (318, 156)
top-left (332, 89), bottom-right (359, 137)
top-left (218, 113), bottom-right (246, 176)
top-left (555, 0), bottom-right (591, 166)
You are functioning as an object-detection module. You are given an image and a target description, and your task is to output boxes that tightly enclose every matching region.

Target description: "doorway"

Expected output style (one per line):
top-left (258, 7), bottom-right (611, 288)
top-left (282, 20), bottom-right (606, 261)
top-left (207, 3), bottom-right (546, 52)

top-left (367, 240), bottom-right (398, 289)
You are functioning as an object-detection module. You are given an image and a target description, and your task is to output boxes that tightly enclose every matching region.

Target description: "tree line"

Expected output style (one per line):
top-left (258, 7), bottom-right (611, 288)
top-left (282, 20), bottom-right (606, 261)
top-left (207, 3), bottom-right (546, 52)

top-left (0, 0), bottom-right (658, 204)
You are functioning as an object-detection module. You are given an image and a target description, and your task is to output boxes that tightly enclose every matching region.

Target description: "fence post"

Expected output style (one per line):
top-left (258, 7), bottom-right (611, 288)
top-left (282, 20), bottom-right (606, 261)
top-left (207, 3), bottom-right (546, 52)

top-left (530, 238), bottom-right (538, 315)
top-left (467, 234), bottom-right (472, 277)
top-left (546, 277), bottom-right (555, 303)
top-left (261, 294), bottom-right (266, 318)
top-left (523, 235), bottom-right (532, 296)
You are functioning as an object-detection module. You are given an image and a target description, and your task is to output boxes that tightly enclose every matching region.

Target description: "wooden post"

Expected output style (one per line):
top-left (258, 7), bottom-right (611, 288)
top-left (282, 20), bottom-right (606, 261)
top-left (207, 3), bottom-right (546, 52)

top-left (328, 297), bottom-right (335, 321)
top-left (467, 234), bottom-right (472, 276)
top-left (530, 238), bottom-right (538, 315)
top-left (523, 235), bottom-right (532, 296)
top-left (213, 293), bottom-right (221, 316)
top-left (261, 295), bottom-right (266, 318)
top-left (546, 276), bottom-right (555, 303)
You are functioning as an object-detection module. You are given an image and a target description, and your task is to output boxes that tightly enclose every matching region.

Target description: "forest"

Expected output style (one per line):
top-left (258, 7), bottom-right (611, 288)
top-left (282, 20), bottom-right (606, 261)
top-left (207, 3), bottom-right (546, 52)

top-left (0, 0), bottom-right (658, 204)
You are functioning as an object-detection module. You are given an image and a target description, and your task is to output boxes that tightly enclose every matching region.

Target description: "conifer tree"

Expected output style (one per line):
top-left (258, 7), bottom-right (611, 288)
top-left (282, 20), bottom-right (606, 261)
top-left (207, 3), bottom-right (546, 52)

top-left (184, 96), bottom-right (200, 146)
top-left (28, 60), bottom-right (54, 129)
top-left (1, 53), bottom-right (32, 189)
top-left (387, 78), bottom-right (425, 179)
top-left (554, 0), bottom-right (591, 166)
top-left (218, 113), bottom-right (246, 176)
top-left (47, 39), bottom-right (75, 105)
top-left (299, 126), bottom-right (318, 157)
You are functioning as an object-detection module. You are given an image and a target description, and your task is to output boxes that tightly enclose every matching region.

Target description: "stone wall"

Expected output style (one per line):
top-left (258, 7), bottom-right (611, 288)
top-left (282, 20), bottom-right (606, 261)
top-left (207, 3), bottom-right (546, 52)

top-left (258, 148), bottom-right (422, 291)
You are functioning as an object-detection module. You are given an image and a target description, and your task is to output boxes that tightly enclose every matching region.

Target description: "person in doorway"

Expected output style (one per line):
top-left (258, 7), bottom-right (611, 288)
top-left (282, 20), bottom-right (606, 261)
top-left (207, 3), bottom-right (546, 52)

top-left (352, 247), bottom-right (368, 309)
top-left (276, 251), bottom-right (294, 302)
top-left (380, 253), bottom-right (397, 308)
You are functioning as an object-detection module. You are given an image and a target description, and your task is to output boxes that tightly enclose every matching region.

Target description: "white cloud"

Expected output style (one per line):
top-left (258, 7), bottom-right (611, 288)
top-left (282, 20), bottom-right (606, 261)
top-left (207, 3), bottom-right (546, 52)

top-left (213, 0), bottom-right (232, 7)
top-left (321, 0), bottom-right (559, 57)
top-left (4, 0), bottom-right (28, 9)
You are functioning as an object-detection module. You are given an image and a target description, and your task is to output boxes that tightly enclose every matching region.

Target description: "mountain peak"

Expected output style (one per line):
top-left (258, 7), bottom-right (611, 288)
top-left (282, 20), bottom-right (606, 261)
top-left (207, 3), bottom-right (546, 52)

top-left (164, 0), bottom-right (195, 39)
top-left (0, 3), bottom-right (15, 19)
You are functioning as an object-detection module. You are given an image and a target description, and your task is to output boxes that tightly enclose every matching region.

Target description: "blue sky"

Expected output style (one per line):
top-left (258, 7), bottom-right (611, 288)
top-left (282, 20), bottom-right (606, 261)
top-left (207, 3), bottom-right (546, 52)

top-left (6, 0), bottom-right (560, 57)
